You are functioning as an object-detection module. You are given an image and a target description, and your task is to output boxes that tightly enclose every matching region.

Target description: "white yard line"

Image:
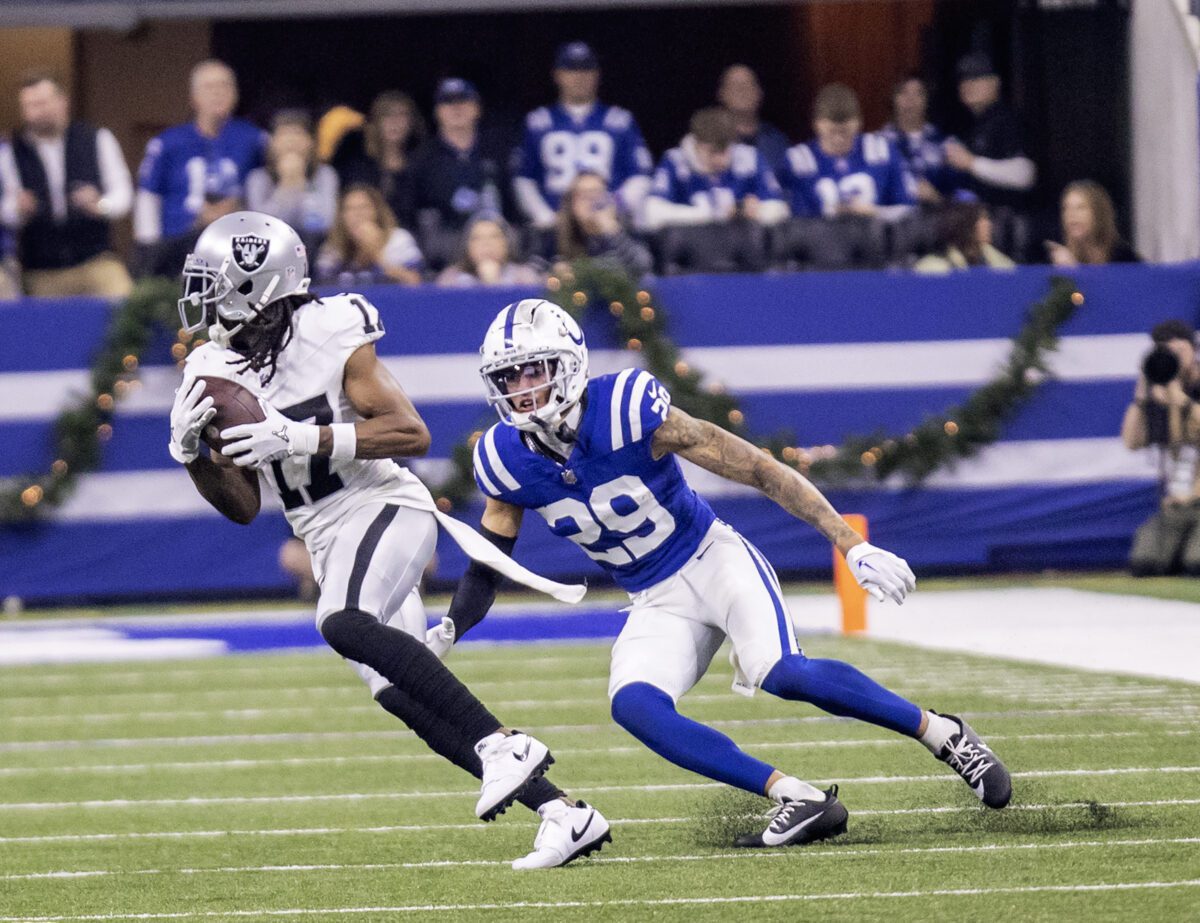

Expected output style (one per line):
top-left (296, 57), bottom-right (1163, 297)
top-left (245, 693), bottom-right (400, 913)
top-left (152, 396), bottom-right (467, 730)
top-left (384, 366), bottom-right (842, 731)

top-left (3, 879), bottom-right (1200, 920)
top-left (8, 685), bottom-right (1193, 725)
top-left (3, 705), bottom-right (1196, 754)
top-left (4, 729), bottom-right (1189, 777)
top-left (1, 798), bottom-right (1196, 845)
top-left (2, 767), bottom-right (1198, 811)
top-left (4, 836), bottom-right (1198, 882)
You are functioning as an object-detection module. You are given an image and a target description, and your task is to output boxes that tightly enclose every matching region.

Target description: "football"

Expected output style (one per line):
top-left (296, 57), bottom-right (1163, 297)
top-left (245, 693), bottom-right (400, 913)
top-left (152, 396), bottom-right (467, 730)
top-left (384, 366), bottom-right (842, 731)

top-left (197, 376), bottom-right (265, 455)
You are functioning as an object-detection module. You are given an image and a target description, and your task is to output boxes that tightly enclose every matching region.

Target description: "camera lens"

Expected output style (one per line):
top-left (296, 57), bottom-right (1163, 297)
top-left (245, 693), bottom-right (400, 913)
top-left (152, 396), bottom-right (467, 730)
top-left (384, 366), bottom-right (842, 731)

top-left (1143, 345), bottom-right (1181, 386)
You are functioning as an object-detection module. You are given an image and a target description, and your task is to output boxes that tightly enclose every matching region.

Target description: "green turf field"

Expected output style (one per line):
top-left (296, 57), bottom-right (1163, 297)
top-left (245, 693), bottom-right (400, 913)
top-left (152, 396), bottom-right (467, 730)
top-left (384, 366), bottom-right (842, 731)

top-left (2, 636), bottom-right (1199, 922)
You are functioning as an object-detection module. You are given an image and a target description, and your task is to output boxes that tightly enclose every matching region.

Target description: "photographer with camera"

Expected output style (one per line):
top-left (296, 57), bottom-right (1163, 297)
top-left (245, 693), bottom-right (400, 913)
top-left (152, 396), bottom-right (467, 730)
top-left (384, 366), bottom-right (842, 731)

top-left (1122, 319), bottom-right (1200, 576)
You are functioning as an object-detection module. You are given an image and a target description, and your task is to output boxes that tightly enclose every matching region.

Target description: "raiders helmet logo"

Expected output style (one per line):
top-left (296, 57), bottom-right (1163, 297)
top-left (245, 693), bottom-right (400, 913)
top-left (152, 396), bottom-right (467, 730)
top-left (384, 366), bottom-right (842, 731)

top-left (232, 234), bottom-right (270, 272)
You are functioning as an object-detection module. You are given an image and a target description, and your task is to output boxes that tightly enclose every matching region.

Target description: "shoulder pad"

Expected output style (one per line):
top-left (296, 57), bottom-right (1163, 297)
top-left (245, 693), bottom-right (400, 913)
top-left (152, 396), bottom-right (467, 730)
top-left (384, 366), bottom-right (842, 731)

top-left (473, 425), bottom-right (522, 497)
top-left (862, 132), bottom-right (891, 165)
top-left (786, 144), bottom-right (818, 176)
top-left (607, 368), bottom-right (670, 451)
top-left (730, 144), bottom-right (759, 177)
top-left (602, 106), bottom-right (634, 132)
top-left (526, 108), bottom-right (553, 132)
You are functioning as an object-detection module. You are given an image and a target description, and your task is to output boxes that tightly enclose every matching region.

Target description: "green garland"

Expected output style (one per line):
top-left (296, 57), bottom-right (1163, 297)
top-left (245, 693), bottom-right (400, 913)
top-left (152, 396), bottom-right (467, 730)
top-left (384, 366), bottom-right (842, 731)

top-left (0, 277), bottom-right (185, 522)
top-left (800, 275), bottom-right (1082, 484)
top-left (432, 268), bottom-right (1083, 505)
top-left (1, 267), bottom-right (1082, 523)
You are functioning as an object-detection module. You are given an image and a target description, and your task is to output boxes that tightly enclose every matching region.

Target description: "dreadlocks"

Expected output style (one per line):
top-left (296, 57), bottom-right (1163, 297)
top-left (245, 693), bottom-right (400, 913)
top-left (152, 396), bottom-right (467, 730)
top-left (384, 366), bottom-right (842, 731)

top-left (227, 293), bottom-right (318, 384)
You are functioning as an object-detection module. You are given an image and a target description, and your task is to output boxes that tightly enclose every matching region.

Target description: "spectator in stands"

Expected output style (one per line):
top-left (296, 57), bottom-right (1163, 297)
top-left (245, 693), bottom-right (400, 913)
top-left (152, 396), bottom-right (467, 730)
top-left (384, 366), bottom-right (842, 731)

top-left (943, 53), bottom-right (1036, 208)
top-left (1045, 180), bottom-right (1141, 266)
top-left (135, 60), bottom-right (265, 275)
top-left (514, 41), bottom-right (653, 230)
top-left (315, 184), bottom-right (423, 287)
top-left (332, 91), bottom-right (425, 230)
top-left (913, 202), bottom-right (1015, 273)
top-left (411, 79), bottom-right (514, 233)
top-left (245, 110), bottom-right (338, 247)
top-left (781, 84), bottom-right (914, 220)
top-left (880, 76), bottom-right (963, 205)
top-left (555, 171), bottom-right (652, 277)
top-left (0, 143), bottom-right (19, 300)
top-left (644, 107), bottom-right (788, 231)
top-left (716, 64), bottom-right (790, 178)
top-left (435, 213), bottom-right (542, 287)
top-left (1122, 319), bottom-right (1200, 576)
top-left (0, 72), bottom-right (132, 298)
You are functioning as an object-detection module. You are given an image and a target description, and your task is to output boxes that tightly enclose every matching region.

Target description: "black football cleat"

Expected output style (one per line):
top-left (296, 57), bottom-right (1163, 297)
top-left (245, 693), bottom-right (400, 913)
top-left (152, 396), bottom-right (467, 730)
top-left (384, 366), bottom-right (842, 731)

top-left (934, 713), bottom-right (1012, 809)
top-left (733, 785), bottom-right (849, 848)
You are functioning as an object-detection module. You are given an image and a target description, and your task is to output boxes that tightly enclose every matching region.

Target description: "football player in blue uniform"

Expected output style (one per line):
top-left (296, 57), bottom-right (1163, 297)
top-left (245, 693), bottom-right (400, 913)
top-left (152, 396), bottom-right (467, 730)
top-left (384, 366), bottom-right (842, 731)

top-left (435, 299), bottom-right (1013, 848)
top-left (781, 83), bottom-right (915, 220)
top-left (513, 42), bottom-right (653, 230)
top-left (643, 107), bottom-right (788, 231)
top-left (134, 60), bottom-right (266, 250)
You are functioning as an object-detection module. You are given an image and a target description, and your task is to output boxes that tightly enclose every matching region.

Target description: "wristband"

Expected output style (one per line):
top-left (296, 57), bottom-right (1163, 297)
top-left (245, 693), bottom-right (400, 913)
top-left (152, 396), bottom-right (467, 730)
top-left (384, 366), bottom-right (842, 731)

top-left (330, 423), bottom-right (357, 460)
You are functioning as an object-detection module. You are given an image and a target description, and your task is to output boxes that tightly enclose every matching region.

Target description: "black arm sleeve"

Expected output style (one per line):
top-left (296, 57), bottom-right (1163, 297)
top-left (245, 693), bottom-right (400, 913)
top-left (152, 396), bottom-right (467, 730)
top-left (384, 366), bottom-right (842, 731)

top-left (445, 526), bottom-right (517, 640)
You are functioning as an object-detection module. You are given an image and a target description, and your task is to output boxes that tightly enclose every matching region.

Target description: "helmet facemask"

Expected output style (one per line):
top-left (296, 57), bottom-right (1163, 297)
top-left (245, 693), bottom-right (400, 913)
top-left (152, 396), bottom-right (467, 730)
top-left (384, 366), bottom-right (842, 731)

top-left (483, 352), bottom-right (581, 434)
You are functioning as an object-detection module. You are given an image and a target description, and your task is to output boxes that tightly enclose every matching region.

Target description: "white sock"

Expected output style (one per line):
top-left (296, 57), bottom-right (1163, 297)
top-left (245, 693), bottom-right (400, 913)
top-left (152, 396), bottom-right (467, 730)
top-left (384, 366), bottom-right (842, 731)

top-left (767, 775), bottom-right (825, 804)
top-left (918, 711), bottom-right (959, 754)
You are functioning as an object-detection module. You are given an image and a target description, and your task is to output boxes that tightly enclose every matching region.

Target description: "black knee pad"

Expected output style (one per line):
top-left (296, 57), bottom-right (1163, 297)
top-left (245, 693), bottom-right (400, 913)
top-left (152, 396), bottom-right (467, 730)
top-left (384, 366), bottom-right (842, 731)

top-left (319, 608), bottom-right (381, 661)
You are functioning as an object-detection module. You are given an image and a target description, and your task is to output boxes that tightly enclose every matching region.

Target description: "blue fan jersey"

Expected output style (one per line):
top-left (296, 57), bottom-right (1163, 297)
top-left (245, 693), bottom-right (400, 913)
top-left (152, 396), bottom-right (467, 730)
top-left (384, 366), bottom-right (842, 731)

top-left (138, 119), bottom-right (267, 237)
top-left (473, 369), bottom-right (716, 592)
top-left (781, 132), bottom-right (915, 218)
top-left (879, 122), bottom-right (965, 197)
top-left (515, 104), bottom-right (653, 209)
top-left (651, 143), bottom-right (783, 211)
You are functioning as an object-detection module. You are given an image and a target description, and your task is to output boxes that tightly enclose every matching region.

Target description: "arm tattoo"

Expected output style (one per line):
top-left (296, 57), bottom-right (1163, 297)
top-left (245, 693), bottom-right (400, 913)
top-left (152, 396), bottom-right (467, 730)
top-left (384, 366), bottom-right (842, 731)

top-left (655, 409), bottom-right (862, 552)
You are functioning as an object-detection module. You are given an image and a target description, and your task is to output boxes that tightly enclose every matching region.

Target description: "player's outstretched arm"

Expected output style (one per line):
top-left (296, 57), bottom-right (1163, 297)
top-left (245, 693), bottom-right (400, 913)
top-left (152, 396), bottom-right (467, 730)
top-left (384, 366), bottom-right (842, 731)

top-left (652, 406), bottom-right (863, 553)
top-left (187, 450), bottom-right (261, 525)
top-left (653, 406), bottom-right (915, 603)
top-left (338, 343), bottom-right (432, 459)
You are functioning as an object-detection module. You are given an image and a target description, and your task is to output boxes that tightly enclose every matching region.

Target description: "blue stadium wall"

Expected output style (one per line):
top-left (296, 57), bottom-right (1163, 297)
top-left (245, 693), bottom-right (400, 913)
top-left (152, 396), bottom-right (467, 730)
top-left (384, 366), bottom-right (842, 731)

top-left (3, 264), bottom-right (1197, 604)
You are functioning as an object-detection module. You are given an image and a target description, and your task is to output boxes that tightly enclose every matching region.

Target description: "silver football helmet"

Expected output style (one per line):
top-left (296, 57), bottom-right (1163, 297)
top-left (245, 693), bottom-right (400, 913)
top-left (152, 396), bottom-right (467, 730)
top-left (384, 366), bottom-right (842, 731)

top-left (178, 211), bottom-right (310, 344)
top-left (480, 299), bottom-right (589, 433)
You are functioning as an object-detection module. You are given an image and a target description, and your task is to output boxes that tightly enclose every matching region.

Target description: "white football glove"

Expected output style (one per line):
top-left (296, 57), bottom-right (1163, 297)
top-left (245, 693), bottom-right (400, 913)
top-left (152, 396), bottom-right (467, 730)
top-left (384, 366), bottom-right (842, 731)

top-left (221, 399), bottom-right (320, 469)
top-left (845, 542), bottom-right (916, 605)
top-left (426, 616), bottom-right (456, 660)
top-left (168, 378), bottom-right (216, 465)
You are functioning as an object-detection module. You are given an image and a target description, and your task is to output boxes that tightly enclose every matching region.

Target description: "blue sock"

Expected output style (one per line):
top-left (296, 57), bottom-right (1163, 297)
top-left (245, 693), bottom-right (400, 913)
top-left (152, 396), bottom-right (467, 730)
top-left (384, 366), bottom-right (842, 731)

top-left (761, 654), bottom-right (923, 736)
top-left (610, 682), bottom-right (775, 796)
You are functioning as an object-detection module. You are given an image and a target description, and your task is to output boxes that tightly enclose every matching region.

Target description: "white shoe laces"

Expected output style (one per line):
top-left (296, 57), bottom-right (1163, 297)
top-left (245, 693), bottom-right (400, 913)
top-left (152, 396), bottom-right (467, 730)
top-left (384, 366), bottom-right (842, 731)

top-left (944, 735), bottom-right (994, 785)
top-left (766, 801), bottom-right (799, 832)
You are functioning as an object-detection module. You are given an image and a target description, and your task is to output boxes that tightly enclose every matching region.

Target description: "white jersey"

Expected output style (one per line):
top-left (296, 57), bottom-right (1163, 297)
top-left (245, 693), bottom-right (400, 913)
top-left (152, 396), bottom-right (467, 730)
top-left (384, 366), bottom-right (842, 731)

top-left (183, 293), bottom-right (432, 557)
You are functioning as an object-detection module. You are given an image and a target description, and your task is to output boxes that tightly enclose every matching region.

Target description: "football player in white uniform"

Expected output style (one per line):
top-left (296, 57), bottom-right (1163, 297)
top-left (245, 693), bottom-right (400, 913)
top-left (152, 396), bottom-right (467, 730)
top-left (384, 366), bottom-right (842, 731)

top-left (166, 212), bottom-right (611, 869)
top-left (435, 299), bottom-right (1012, 848)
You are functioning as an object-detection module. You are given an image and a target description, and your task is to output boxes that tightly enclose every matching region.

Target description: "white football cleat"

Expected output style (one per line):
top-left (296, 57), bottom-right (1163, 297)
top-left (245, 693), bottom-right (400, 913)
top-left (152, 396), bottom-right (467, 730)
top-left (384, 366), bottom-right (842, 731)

top-left (426, 616), bottom-right (455, 660)
top-left (475, 731), bottom-right (553, 821)
top-left (512, 799), bottom-right (612, 870)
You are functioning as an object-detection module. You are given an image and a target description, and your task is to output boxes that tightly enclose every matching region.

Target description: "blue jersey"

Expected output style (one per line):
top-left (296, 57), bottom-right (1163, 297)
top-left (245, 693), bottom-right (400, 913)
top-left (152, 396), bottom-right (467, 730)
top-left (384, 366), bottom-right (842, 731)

top-left (651, 142), bottom-right (783, 211)
top-left (879, 122), bottom-right (965, 197)
top-left (781, 132), bottom-right (914, 218)
top-left (515, 103), bottom-right (653, 209)
top-left (138, 119), bottom-right (266, 237)
top-left (473, 370), bottom-right (716, 593)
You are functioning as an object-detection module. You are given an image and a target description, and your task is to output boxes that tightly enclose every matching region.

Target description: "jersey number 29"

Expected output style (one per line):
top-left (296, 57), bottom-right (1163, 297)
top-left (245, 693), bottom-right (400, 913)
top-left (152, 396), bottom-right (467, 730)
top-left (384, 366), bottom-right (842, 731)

top-left (539, 474), bottom-right (676, 566)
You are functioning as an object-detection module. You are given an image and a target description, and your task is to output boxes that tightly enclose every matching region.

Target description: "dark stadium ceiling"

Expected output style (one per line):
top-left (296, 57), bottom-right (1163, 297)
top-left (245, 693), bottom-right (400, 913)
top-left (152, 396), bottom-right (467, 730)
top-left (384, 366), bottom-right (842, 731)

top-left (0, 0), bottom-right (815, 28)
